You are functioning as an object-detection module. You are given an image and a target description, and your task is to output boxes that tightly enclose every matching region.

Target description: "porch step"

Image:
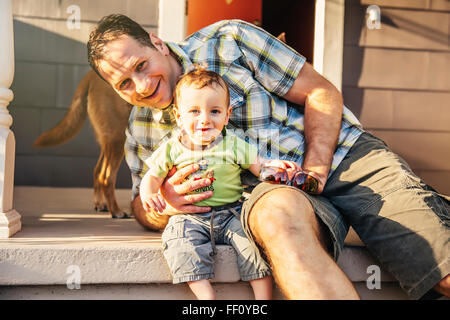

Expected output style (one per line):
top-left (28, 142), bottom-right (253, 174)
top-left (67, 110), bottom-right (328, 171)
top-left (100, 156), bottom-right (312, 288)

top-left (0, 187), bottom-right (409, 299)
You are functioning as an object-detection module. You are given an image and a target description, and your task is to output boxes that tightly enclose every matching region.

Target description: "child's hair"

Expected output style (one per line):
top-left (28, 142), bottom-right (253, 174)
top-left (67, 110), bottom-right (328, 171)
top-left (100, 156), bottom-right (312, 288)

top-left (173, 64), bottom-right (230, 108)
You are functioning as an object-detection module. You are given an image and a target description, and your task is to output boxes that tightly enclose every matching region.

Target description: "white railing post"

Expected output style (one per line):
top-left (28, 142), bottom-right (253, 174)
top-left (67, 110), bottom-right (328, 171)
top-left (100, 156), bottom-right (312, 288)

top-left (314, 0), bottom-right (345, 91)
top-left (0, 0), bottom-right (21, 237)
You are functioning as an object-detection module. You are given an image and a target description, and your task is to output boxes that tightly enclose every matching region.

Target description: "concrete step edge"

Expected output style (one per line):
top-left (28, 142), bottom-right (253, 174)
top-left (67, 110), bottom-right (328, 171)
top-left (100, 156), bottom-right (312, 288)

top-left (0, 244), bottom-right (396, 286)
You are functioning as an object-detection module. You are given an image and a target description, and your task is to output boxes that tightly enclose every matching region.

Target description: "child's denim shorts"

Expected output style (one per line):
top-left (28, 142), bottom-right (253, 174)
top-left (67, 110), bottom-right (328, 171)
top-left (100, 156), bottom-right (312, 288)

top-left (161, 202), bottom-right (271, 284)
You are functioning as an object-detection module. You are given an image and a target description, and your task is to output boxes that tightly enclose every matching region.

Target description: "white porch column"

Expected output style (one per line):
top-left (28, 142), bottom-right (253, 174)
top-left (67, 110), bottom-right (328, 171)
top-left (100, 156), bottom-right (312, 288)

top-left (0, 0), bottom-right (21, 238)
top-left (158, 0), bottom-right (187, 42)
top-left (313, 0), bottom-right (345, 91)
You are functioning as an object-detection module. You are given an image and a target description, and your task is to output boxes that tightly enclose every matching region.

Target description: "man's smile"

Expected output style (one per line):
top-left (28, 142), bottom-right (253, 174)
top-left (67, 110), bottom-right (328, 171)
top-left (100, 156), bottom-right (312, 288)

top-left (141, 78), bottom-right (161, 101)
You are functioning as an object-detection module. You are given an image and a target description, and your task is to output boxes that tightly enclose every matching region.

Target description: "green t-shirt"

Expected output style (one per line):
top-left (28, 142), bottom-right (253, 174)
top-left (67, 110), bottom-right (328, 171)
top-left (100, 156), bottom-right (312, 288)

top-left (145, 130), bottom-right (258, 206)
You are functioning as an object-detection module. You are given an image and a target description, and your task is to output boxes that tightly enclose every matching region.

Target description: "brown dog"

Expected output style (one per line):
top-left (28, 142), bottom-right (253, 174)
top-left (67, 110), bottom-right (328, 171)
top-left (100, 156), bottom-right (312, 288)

top-left (33, 70), bottom-right (132, 218)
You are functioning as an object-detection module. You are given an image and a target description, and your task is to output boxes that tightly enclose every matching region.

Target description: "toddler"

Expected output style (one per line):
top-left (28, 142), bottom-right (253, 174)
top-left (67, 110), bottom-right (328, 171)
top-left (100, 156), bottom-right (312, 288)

top-left (140, 65), bottom-right (300, 300)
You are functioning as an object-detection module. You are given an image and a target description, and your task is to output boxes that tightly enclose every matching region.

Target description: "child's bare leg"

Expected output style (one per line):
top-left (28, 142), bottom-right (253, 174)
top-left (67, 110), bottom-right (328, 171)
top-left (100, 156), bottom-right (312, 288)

top-left (249, 276), bottom-right (273, 300)
top-left (188, 279), bottom-right (216, 300)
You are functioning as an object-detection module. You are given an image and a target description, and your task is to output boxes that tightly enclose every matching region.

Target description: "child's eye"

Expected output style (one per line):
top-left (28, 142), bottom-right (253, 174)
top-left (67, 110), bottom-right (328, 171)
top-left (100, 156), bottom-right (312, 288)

top-left (190, 109), bottom-right (199, 114)
top-left (211, 109), bottom-right (221, 114)
top-left (119, 79), bottom-right (131, 90)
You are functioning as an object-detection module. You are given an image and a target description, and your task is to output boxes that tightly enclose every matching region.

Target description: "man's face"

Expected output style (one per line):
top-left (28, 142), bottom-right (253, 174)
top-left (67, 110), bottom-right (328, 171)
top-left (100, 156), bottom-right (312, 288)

top-left (174, 83), bottom-right (232, 146)
top-left (97, 34), bottom-right (180, 109)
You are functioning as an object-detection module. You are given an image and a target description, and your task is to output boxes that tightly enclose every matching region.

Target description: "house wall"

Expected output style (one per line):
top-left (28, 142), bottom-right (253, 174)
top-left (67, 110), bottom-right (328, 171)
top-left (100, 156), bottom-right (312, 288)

top-left (10, 0), bottom-right (159, 188)
top-left (343, 0), bottom-right (450, 195)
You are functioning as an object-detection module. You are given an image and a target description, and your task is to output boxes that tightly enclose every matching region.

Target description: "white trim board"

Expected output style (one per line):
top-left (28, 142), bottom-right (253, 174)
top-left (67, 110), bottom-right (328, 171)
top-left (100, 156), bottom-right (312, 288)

top-left (313, 0), bottom-right (345, 91)
top-left (158, 0), bottom-right (187, 42)
top-left (158, 0), bottom-right (345, 91)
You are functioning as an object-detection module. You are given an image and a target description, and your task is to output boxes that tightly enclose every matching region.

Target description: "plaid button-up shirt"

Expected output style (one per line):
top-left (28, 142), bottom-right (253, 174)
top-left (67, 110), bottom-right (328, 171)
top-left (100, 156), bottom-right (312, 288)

top-left (125, 20), bottom-right (363, 200)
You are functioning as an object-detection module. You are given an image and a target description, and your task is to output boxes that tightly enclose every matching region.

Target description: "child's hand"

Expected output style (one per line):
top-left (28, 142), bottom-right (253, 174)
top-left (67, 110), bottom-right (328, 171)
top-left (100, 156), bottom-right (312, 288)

top-left (264, 159), bottom-right (302, 170)
top-left (263, 160), bottom-right (302, 180)
top-left (141, 193), bottom-right (167, 214)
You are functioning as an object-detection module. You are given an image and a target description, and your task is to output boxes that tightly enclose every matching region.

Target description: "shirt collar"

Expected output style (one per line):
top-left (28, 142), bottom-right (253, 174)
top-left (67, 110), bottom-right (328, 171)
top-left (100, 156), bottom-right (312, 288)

top-left (166, 42), bottom-right (194, 74)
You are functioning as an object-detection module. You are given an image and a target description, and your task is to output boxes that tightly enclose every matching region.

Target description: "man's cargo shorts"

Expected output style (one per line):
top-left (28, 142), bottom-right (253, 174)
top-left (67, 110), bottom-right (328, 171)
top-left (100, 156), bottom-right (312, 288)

top-left (161, 201), bottom-right (271, 284)
top-left (240, 131), bottom-right (449, 300)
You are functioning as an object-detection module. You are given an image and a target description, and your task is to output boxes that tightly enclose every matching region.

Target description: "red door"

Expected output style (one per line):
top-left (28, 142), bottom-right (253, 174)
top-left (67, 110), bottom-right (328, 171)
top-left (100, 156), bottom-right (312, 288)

top-left (187, 0), bottom-right (262, 36)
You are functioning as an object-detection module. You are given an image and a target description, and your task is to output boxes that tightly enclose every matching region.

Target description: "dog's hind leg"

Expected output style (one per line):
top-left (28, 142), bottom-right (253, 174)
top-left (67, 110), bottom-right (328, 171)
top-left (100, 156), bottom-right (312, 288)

top-left (93, 148), bottom-right (108, 212)
top-left (100, 142), bottom-right (130, 219)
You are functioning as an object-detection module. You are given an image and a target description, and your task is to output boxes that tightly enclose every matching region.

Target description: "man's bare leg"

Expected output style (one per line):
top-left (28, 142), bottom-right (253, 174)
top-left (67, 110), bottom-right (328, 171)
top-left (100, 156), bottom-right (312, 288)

top-left (249, 188), bottom-right (359, 299)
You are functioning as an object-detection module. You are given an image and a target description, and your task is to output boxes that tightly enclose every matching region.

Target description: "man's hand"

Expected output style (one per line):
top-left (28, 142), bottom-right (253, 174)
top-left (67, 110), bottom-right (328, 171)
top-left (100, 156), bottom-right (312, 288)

top-left (160, 164), bottom-right (213, 215)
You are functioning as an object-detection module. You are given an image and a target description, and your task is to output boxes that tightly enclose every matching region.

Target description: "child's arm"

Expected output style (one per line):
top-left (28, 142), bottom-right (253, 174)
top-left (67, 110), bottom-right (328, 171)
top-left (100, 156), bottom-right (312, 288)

top-left (264, 159), bottom-right (302, 172)
top-left (248, 157), bottom-right (263, 177)
top-left (248, 157), bottom-right (302, 178)
top-left (140, 172), bottom-right (166, 213)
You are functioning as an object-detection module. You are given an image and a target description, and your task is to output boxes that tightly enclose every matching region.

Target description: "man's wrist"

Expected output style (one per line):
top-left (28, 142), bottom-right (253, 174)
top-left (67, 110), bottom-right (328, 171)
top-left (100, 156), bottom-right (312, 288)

top-left (301, 162), bottom-right (330, 192)
top-left (303, 146), bottom-right (332, 175)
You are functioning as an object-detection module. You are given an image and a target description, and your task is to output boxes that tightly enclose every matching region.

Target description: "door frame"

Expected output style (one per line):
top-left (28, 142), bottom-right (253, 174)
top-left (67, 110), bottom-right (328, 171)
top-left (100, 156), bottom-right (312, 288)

top-left (313, 0), bottom-right (345, 91)
top-left (158, 0), bottom-right (187, 42)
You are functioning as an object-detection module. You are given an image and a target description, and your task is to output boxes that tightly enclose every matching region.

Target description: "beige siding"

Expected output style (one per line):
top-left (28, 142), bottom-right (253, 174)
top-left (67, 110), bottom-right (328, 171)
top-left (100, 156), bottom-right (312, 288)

top-left (344, 48), bottom-right (450, 90)
top-left (343, 1), bottom-right (450, 195)
top-left (367, 130), bottom-right (450, 171)
top-left (12, 0), bottom-right (158, 25)
top-left (360, 0), bottom-right (450, 11)
top-left (346, 6), bottom-right (449, 50)
top-left (343, 88), bottom-right (450, 131)
top-left (414, 170), bottom-right (450, 195)
top-left (11, 0), bottom-right (159, 188)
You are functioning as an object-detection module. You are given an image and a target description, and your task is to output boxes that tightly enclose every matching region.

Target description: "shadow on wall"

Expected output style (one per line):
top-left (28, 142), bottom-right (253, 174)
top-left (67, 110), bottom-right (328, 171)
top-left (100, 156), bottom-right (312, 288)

top-left (343, 2), bottom-right (449, 119)
top-left (341, 1), bottom-right (450, 195)
top-left (9, 18), bottom-right (132, 189)
top-left (342, 2), bottom-right (374, 119)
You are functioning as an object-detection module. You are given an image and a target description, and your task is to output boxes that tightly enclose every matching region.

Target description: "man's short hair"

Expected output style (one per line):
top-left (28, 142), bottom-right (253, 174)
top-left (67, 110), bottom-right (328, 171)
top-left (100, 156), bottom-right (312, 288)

top-left (87, 14), bottom-right (154, 79)
top-left (174, 64), bottom-right (230, 108)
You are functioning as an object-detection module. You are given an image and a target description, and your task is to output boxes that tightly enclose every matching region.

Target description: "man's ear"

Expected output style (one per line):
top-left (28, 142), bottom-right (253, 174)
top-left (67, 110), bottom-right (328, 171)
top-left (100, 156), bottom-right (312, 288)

top-left (149, 33), bottom-right (169, 55)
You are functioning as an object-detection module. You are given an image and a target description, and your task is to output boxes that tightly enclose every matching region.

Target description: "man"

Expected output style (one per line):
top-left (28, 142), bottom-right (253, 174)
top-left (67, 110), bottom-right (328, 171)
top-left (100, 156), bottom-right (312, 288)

top-left (87, 14), bottom-right (449, 299)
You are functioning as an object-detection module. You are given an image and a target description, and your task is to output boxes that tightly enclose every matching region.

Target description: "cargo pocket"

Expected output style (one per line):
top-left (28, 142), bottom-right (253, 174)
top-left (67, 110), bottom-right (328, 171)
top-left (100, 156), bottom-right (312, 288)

top-left (161, 219), bottom-right (185, 250)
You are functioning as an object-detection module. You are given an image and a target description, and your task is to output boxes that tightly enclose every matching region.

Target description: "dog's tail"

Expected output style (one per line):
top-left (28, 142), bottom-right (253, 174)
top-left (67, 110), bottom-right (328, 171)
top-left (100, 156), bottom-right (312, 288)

top-left (33, 71), bottom-right (91, 147)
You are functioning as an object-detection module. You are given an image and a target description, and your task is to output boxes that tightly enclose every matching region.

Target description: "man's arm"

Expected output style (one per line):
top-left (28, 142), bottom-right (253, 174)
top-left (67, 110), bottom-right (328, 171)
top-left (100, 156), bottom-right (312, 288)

top-left (283, 62), bottom-right (343, 193)
top-left (224, 20), bottom-right (341, 193)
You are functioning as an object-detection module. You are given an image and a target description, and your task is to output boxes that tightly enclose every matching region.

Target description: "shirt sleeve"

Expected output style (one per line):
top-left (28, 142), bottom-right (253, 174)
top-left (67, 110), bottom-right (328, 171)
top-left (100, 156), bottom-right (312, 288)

top-left (230, 20), bottom-right (306, 97)
top-left (144, 140), bottom-right (173, 179)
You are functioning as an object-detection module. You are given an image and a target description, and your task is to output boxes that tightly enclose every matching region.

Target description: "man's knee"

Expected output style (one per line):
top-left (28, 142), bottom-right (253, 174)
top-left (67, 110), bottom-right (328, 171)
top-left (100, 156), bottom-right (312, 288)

top-left (131, 196), bottom-right (169, 231)
top-left (249, 188), bottom-right (318, 243)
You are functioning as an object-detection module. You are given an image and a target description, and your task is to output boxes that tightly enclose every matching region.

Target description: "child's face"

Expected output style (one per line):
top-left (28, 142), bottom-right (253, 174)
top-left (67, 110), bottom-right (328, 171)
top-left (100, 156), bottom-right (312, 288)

top-left (174, 83), bottom-right (232, 146)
